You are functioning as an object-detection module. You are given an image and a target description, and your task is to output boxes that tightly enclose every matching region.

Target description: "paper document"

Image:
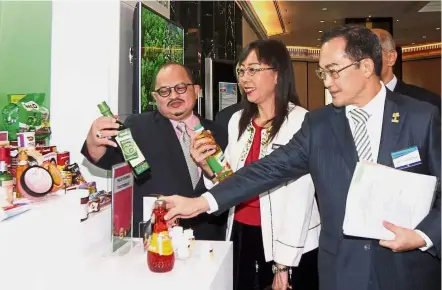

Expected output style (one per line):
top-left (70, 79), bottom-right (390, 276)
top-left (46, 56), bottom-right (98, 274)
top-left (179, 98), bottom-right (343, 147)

top-left (343, 162), bottom-right (437, 240)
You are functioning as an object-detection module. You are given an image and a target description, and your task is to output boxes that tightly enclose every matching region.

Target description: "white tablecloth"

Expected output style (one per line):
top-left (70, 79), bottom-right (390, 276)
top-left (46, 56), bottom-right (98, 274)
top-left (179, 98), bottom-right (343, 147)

top-left (0, 194), bottom-right (233, 290)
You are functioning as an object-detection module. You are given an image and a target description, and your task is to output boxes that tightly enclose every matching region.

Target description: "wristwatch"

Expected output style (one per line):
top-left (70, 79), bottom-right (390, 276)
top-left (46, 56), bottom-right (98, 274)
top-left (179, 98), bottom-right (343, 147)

top-left (203, 171), bottom-right (216, 180)
top-left (272, 264), bottom-right (289, 274)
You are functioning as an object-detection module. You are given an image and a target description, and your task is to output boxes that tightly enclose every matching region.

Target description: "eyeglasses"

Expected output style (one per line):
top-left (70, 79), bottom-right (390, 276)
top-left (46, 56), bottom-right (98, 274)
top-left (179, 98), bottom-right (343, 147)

top-left (236, 66), bottom-right (275, 78)
top-left (315, 59), bottom-right (363, 81)
top-left (153, 83), bottom-right (194, 98)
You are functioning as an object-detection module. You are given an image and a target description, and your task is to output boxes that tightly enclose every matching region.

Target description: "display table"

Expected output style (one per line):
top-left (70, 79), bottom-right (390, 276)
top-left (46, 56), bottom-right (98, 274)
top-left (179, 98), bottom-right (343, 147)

top-left (0, 194), bottom-right (233, 290)
top-left (97, 239), bottom-right (233, 290)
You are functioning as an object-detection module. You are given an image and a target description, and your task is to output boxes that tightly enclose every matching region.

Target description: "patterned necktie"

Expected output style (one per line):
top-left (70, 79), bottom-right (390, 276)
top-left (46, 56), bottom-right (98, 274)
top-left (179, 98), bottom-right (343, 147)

top-left (176, 122), bottom-right (200, 188)
top-left (349, 108), bottom-right (373, 162)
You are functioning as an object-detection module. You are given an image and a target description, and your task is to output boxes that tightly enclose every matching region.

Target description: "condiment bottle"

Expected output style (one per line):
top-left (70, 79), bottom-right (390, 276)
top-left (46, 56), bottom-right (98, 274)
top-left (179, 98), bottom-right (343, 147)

top-left (147, 200), bottom-right (175, 273)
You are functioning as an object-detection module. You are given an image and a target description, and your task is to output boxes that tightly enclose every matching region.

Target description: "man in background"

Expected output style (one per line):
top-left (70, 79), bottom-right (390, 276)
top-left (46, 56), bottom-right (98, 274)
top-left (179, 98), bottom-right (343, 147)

top-left (371, 28), bottom-right (441, 110)
top-left (81, 63), bottom-right (227, 239)
top-left (214, 62), bottom-right (244, 131)
top-left (215, 102), bottom-right (243, 132)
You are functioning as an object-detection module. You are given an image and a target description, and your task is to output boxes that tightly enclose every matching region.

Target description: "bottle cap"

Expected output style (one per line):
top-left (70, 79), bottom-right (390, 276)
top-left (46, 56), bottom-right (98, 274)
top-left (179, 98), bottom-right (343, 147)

top-left (184, 228), bottom-right (194, 238)
top-left (97, 101), bottom-right (111, 115)
top-left (194, 124), bottom-right (204, 132)
top-left (154, 199), bottom-right (167, 209)
top-left (172, 226), bottom-right (184, 236)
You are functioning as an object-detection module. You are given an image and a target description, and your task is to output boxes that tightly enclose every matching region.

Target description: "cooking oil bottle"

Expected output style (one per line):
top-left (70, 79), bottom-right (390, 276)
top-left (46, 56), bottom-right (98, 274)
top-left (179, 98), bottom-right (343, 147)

top-left (194, 124), bottom-right (233, 182)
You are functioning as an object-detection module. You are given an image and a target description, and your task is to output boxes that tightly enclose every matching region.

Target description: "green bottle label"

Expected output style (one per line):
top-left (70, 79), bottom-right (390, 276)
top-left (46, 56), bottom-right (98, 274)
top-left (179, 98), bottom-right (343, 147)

top-left (115, 129), bottom-right (150, 174)
top-left (120, 139), bottom-right (139, 161)
top-left (207, 151), bottom-right (226, 174)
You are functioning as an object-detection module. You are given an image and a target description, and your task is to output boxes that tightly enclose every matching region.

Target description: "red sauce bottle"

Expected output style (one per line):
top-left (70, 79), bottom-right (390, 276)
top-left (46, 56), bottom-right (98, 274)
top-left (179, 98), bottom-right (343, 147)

top-left (147, 199), bottom-right (175, 273)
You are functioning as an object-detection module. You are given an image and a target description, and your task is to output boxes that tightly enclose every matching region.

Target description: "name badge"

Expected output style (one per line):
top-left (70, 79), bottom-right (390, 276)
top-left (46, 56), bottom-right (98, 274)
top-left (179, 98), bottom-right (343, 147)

top-left (391, 146), bottom-right (422, 169)
top-left (272, 143), bottom-right (283, 150)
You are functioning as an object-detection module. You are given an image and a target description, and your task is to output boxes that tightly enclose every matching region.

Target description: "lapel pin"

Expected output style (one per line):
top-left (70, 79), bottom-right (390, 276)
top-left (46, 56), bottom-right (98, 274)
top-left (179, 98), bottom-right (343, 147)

top-left (392, 112), bottom-right (400, 123)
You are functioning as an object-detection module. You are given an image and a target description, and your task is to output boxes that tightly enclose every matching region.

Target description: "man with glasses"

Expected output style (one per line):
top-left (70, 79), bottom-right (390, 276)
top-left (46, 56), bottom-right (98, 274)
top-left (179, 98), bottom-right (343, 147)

top-left (81, 63), bottom-right (228, 239)
top-left (371, 28), bottom-right (440, 110)
top-left (161, 25), bottom-right (441, 290)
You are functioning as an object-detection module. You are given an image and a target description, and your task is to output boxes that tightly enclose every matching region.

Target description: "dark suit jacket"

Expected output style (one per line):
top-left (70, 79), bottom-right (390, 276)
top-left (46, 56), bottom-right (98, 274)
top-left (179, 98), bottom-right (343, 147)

top-left (81, 111), bottom-right (228, 239)
top-left (214, 102), bottom-right (243, 132)
top-left (394, 79), bottom-right (441, 110)
top-left (208, 90), bottom-right (441, 290)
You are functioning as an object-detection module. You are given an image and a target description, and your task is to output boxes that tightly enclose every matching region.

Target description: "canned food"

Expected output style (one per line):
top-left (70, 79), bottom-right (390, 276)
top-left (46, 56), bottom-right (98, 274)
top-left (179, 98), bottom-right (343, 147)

top-left (36, 146), bottom-right (57, 155)
top-left (0, 147), bottom-right (11, 166)
top-left (62, 171), bottom-right (72, 188)
top-left (57, 151), bottom-right (70, 171)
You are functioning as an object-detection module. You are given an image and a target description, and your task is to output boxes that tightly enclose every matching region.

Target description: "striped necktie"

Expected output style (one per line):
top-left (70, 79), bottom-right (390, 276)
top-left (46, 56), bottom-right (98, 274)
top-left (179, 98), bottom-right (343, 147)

top-left (176, 122), bottom-right (200, 188)
top-left (349, 108), bottom-right (373, 162)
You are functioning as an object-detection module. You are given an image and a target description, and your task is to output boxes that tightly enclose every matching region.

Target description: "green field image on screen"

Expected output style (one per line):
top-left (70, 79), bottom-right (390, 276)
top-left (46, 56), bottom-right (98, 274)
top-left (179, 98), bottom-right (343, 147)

top-left (141, 8), bottom-right (184, 112)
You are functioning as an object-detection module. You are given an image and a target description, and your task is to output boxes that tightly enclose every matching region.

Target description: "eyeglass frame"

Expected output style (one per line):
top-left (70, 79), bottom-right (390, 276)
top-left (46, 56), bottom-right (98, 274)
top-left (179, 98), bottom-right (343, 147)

top-left (236, 66), bottom-right (276, 78)
top-left (152, 82), bottom-right (195, 98)
top-left (315, 59), bottom-right (364, 81)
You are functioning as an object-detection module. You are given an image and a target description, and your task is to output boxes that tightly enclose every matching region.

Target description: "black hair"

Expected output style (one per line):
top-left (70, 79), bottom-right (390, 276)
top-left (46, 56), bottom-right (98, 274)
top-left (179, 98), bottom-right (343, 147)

top-left (320, 24), bottom-right (382, 77)
top-left (237, 39), bottom-right (301, 142)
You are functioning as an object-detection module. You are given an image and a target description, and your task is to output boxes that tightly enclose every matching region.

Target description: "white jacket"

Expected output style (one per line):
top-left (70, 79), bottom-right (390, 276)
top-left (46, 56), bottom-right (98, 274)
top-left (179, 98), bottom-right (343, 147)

top-left (204, 103), bottom-right (321, 267)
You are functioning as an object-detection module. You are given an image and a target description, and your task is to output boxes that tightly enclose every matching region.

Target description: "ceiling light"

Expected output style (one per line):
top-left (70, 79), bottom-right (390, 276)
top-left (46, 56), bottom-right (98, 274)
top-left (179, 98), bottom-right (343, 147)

top-left (321, 7), bottom-right (327, 11)
top-left (422, 35), bottom-right (427, 39)
top-left (412, 42), bottom-right (415, 45)
top-left (334, 20), bottom-right (337, 23)
top-left (319, 30), bottom-right (323, 33)
top-left (320, 20), bottom-right (325, 23)
top-left (396, 19), bottom-right (399, 22)
top-left (317, 38), bottom-right (320, 41)
top-left (249, 1), bottom-right (284, 36)
top-left (437, 27), bottom-right (440, 30)
top-left (368, 15), bottom-right (371, 18)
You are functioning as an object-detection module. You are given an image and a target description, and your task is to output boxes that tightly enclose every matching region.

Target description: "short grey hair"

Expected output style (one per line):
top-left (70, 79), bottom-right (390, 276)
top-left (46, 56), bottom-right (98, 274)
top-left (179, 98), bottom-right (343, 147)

top-left (378, 32), bottom-right (396, 52)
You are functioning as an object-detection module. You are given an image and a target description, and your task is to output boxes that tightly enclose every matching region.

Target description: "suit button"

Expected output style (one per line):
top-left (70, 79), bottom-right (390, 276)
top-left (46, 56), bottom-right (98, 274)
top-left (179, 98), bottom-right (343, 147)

top-left (364, 244), bottom-right (371, 251)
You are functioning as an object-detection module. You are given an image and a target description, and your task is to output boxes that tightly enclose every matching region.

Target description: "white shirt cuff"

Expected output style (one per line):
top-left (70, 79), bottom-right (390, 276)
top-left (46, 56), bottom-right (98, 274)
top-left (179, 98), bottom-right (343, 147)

top-left (414, 230), bottom-right (433, 251)
top-left (202, 192), bottom-right (219, 214)
top-left (203, 175), bottom-right (218, 190)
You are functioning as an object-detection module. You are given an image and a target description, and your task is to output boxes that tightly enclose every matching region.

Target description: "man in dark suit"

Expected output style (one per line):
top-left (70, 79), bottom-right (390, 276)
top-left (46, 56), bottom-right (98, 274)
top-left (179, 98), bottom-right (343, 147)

top-left (214, 62), bottom-right (244, 131)
top-left (81, 63), bottom-right (227, 239)
top-left (372, 28), bottom-right (441, 110)
top-left (214, 102), bottom-right (243, 132)
top-left (162, 25), bottom-right (441, 290)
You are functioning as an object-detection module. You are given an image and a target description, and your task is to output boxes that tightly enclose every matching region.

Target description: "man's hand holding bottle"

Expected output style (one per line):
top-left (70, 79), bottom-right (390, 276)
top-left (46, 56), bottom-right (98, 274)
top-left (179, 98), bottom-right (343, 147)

top-left (86, 116), bottom-right (120, 162)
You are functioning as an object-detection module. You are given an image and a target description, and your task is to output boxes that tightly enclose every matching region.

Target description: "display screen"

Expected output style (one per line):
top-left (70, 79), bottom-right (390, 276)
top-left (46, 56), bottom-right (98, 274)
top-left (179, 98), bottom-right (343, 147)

top-left (136, 4), bottom-right (184, 112)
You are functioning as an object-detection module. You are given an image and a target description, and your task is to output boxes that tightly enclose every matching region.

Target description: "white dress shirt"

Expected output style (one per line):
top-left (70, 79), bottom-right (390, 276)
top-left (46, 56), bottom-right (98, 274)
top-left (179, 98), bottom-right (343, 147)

top-left (203, 83), bottom-right (433, 250)
top-left (384, 75), bottom-right (398, 92)
top-left (346, 83), bottom-right (432, 250)
top-left (345, 83), bottom-right (386, 162)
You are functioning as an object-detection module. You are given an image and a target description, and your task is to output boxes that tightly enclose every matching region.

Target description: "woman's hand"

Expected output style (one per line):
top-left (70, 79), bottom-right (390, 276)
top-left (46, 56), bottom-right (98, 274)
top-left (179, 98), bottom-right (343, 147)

top-left (190, 133), bottom-right (216, 174)
top-left (272, 264), bottom-right (291, 290)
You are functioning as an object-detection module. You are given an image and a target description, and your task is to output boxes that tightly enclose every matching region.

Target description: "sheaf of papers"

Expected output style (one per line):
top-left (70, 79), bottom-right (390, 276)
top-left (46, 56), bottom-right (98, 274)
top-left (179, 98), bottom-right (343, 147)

top-left (343, 162), bottom-right (437, 240)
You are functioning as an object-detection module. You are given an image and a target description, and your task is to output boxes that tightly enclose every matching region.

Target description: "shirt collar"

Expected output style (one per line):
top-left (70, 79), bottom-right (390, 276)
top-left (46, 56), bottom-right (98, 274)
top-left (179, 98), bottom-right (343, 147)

top-left (170, 112), bottom-right (200, 131)
top-left (384, 75), bottom-right (398, 92)
top-left (346, 82), bottom-right (387, 118)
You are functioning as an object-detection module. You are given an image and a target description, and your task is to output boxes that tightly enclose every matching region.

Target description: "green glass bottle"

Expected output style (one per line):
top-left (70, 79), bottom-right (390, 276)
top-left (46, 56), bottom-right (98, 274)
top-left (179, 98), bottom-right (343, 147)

top-left (97, 101), bottom-right (150, 179)
top-left (0, 161), bottom-right (14, 203)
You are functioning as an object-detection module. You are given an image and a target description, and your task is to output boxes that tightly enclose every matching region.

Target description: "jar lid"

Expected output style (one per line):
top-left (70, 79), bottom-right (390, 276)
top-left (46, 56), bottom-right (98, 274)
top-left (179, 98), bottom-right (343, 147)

top-left (19, 166), bottom-right (54, 198)
top-left (155, 199), bottom-right (167, 208)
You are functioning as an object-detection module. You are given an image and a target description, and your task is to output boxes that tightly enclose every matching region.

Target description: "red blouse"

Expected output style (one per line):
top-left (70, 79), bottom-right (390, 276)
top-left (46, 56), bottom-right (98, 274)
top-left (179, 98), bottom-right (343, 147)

top-left (234, 120), bottom-right (264, 226)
